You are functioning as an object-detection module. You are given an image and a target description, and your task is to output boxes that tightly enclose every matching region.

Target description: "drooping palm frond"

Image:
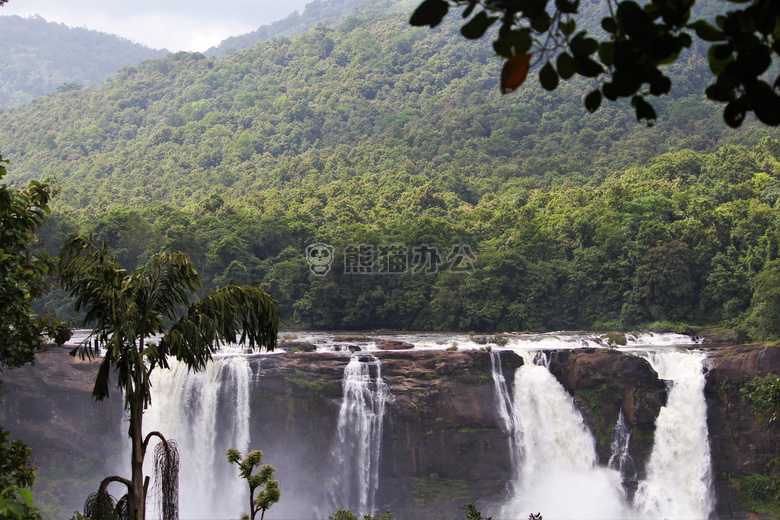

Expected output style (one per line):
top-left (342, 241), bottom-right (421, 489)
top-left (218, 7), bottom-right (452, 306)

top-left (153, 438), bottom-right (179, 520)
top-left (59, 235), bottom-right (126, 360)
top-left (160, 284), bottom-right (280, 371)
top-left (115, 495), bottom-right (129, 520)
top-left (84, 489), bottom-right (118, 520)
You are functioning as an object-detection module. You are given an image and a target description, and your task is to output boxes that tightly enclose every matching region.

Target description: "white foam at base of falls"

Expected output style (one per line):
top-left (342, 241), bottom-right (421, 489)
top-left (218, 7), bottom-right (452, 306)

top-left (501, 351), bottom-right (629, 520)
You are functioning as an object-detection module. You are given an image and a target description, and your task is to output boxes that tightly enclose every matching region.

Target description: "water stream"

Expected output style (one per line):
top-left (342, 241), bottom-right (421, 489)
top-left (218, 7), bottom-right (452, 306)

top-left (326, 355), bottom-right (391, 516)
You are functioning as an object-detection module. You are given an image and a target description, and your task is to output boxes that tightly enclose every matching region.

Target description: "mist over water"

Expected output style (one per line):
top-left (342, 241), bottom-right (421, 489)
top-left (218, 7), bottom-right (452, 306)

top-left (500, 351), bottom-right (629, 520)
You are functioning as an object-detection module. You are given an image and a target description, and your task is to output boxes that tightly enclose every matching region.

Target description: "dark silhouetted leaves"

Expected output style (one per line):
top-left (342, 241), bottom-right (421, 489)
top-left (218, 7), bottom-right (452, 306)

top-left (584, 89), bottom-right (602, 112)
top-left (461, 11), bottom-right (497, 40)
top-left (539, 61), bottom-right (559, 90)
top-left (410, 0), bottom-right (449, 28)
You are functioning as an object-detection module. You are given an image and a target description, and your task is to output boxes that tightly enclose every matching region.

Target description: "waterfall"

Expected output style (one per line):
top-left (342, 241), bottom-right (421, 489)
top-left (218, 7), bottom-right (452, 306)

top-left (144, 355), bottom-right (252, 519)
top-left (608, 408), bottom-right (637, 482)
top-left (500, 349), bottom-right (714, 520)
top-left (327, 355), bottom-right (390, 516)
top-left (501, 351), bottom-right (628, 520)
top-left (634, 351), bottom-right (713, 519)
top-left (489, 351), bottom-right (514, 436)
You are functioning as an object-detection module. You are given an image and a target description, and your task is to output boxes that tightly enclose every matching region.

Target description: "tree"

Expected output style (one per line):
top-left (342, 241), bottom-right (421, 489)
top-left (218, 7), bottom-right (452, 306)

top-left (58, 235), bottom-right (280, 520)
top-left (1, 152), bottom-right (69, 371)
top-left (0, 426), bottom-right (38, 520)
top-left (410, 0), bottom-right (780, 127)
top-left (226, 448), bottom-right (280, 520)
top-left (1, 152), bottom-right (67, 518)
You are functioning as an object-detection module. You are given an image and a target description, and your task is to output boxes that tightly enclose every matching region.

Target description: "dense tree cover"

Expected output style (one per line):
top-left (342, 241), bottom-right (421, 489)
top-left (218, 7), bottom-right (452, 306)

top-left (411, 0), bottom-right (780, 127)
top-left (0, 8), bottom-right (771, 210)
top-left (0, 15), bottom-right (167, 109)
top-left (59, 235), bottom-right (280, 520)
top-left (206, 0), bottom-right (364, 57)
top-left (0, 152), bottom-right (68, 370)
top-left (0, 5), bottom-right (779, 335)
top-left (20, 137), bottom-right (780, 337)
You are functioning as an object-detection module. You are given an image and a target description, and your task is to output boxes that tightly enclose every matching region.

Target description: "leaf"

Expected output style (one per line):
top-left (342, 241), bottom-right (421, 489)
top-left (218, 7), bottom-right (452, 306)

top-left (723, 96), bottom-right (747, 128)
top-left (584, 89), bottom-right (602, 112)
top-left (632, 95), bottom-right (657, 124)
top-left (556, 52), bottom-right (575, 79)
top-left (555, 0), bottom-right (580, 15)
top-left (18, 488), bottom-right (33, 507)
top-left (461, 11), bottom-right (496, 40)
top-left (601, 16), bottom-right (617, 34)
top-left (559, 18), bottom-right (576, 36)
top-left (688, 20), bottom-right (725, 42)
top-left (410, 0), bottom-right (449, 28)
top-left (539, 62), bottom-right (559, 91)
top-left (746, 81), bottom-right (780, 126)
top-left (501, 54), bottom-right (532, 94)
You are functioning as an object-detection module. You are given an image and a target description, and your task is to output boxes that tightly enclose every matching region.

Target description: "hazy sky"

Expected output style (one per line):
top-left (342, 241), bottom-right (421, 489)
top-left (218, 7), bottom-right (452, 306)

top-left (0, 0), bottom-right (313, 51)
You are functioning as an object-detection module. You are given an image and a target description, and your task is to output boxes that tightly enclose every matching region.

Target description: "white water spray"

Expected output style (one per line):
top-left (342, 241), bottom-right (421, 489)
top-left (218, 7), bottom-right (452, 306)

top-left (634, 351), bottom-right (713, 519)
top-left (144, 355), bottom-right (252, 519)
top-left (327, 355), bottom-right (391, 516)
top-left (502, 351), bottom-right (628, 520)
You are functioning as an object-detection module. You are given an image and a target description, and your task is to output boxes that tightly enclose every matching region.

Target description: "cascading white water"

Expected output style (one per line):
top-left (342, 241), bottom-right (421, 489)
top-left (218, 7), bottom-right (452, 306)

top-left (499, 349), bottom-right (714, 520)
top-left (501, 351), bottom-right (628, 520)
top-left (608, 408), bottom-right (637, 481)
top-left (634, 351), bottom-right (713, 519)
top-left (326, 355), bottom-right (390, 516)
top-left (143, 355), bottom-right (252, 520)
top-left (490, 351), bottom-right (515, 436)
top-left (489, 351), bottom-right (520, 499)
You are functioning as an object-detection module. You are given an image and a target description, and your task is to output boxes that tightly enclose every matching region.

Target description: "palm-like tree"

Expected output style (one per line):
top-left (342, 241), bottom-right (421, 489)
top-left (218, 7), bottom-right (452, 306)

top-left (59, 235), bottom-right (280, 520)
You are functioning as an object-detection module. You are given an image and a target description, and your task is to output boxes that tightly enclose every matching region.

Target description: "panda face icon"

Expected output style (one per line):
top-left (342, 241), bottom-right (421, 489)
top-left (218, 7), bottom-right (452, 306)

top-left (305, 243), bottom-right (334, 276)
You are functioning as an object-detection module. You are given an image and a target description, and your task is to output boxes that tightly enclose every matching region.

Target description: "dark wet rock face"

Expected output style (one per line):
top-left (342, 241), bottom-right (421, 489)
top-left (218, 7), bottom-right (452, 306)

top-left (704, 345), bottom-right (780, 519)
top-left (546, 349), bottom-right (668, 488)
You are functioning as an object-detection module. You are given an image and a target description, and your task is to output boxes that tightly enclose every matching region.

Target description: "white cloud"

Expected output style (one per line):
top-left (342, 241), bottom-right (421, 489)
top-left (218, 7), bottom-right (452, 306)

top-left (0, 0), bottom-right (313, 51)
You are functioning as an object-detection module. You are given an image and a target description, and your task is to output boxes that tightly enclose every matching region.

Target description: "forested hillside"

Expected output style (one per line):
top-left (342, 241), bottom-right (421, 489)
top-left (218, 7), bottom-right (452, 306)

top-left (0, 15), bottom-right (167, 109)
top-left (1, 2), bottom-right (780, 336)
top-left (206, 0), bottom-right (365, 57)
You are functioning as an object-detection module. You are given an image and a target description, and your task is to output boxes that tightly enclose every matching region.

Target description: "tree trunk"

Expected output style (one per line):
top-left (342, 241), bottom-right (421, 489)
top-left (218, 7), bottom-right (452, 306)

top-left (130, 403), bottom-right (146, 520)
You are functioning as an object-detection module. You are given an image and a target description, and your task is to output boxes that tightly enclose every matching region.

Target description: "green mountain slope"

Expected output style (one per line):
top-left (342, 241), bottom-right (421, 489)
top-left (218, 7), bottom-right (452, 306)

top-left (205, 0), bottom-right (365, 57)
top-left (1, 4), bottom-right (780, 337)
top-left (0, 15), bottom-right (168, 109)
top-left (0, 8), bottom-right (766, 209)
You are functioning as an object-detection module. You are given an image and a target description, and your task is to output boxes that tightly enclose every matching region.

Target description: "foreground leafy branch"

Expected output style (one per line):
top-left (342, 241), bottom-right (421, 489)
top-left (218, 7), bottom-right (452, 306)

top-left (226, 449), bottom-right (280, 520)
top-left (411, 0), bottom-right (780, 127)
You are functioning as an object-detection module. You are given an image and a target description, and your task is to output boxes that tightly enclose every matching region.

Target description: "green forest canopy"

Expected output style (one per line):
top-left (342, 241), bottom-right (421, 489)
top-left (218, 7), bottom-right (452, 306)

top-left (0, 2), bottom-right (778, 335)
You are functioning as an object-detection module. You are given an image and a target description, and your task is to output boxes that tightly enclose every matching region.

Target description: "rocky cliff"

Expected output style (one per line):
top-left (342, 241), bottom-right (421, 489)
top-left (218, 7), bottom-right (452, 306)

top-left (704, 344), bottom-right (780, 519)
top-left (0, 344), bottom-right (777, 519)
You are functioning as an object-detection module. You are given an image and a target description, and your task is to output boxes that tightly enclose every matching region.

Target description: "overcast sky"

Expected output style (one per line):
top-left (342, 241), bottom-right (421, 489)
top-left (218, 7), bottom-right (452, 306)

top-left (0, 0), bottom-right (313, 51)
